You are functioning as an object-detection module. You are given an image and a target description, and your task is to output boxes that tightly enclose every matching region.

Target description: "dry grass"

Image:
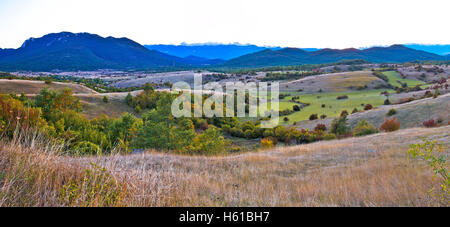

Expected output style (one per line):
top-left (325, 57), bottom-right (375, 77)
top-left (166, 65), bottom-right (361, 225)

top-left (282, 71), bottom-right (386, 93)
top-left (77, 95), bottom-right (136, 119)
top-left (1, 126), bottom-right (448, 206)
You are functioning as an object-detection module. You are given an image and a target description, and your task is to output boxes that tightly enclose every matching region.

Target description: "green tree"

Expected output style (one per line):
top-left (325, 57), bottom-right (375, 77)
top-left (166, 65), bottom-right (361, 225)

top-left (125, 92), bottom-right (133, 106)
top-left (143, 83), bottom-right (154, 93)
top-left (132, 93), bottom-right (195, 151)
top-left (329, 115), bottom-right (350, 136)
top-left (186, 126), bottom-right (229, 155)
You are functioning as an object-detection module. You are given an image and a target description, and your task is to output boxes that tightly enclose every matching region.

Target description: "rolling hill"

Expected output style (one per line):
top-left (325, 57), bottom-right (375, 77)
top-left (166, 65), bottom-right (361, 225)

top-left (223, 45), bottom-right (446, 68)
top-left (0, 32), bottom-right (188, 71)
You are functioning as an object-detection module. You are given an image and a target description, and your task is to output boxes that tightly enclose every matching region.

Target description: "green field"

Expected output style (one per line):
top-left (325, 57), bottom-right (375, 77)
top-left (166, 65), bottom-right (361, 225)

top-left (277, 89), bottom-right (393, 124)
top-left (382, 71), bottom-right (425, 88)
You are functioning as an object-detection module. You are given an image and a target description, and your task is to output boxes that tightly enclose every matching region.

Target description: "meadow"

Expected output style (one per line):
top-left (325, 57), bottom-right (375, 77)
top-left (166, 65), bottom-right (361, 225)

top-left (382, 71), bottom-right (425, 88)
top-left (278, 89), bottom-right (392, 124)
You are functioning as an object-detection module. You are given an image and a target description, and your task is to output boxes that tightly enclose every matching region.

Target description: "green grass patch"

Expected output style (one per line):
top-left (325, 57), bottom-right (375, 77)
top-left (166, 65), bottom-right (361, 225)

top-left (277, 89), bottom-right (394, 124)
top-left (382, 71), bottom-right (425, 88)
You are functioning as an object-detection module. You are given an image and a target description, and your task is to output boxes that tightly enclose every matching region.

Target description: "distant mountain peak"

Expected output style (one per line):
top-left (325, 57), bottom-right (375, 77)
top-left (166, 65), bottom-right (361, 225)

top-left (0, 31), bottom-right (189, 71)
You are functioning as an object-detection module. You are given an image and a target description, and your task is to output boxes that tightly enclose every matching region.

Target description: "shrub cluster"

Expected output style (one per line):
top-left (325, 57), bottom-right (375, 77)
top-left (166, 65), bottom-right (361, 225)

top-left (353, 119), bottom-right (378, 136)
top-left (380, 118), bottom-right (400, 132)
top-left (386, 108), bottom-right (397, 116)
top-left (422, 119), bottom-right (438, 128)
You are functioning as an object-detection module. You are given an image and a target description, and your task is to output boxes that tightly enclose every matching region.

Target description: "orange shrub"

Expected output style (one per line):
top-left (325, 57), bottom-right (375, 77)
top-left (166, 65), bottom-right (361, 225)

top-left (0, 95), bottom-right (44, 133)
top-left (260, 138), bottom-right (274, 149)
top-left (380, 117), bottom-right (400, 132)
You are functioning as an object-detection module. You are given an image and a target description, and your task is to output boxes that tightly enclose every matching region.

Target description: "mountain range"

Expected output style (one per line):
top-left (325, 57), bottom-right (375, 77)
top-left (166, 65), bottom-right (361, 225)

top-left (145, 44), bottom-right (281, 60)
top-left (0, 32), bottom-right (448, 71)
top-left (223, 45), bottom-right (447, 68)
top-left (404, 44), bottom-right (450, 56)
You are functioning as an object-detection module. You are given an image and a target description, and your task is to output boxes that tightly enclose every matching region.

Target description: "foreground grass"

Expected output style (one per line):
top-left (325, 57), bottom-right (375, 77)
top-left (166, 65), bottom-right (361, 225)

top-left (1, 126), bottom-right (448, 206)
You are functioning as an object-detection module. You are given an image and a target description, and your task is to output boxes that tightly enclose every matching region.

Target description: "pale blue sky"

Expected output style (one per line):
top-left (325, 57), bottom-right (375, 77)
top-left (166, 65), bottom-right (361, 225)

top-left (0, 0), bottom-right (449, 49)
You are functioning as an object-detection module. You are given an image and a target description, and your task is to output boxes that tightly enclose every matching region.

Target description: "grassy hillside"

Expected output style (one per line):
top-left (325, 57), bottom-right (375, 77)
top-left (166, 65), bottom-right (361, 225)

top-left (294, 93), bottom-right (450, 130)
top-left (279, 89), bottom-right (390, 124)
top-left (0, 79), bottom-right (134, 119)
top-left (280, 71), bottom-right (386, 93)
top-left (1, 126), bottom-right (448, 206)
top-left (382, 71), bottom-right (425, 87)
top-left (0, 79), bottom-right (97, 94)
top-left (77, 95), bottom-right (136, 119)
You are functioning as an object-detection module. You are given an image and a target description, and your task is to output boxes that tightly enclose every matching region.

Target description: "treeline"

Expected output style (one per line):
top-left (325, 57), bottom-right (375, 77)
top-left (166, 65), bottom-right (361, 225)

top-left (262, 71), bottom-right (320, 81)
top-left (209, 59), bottom-right (370, 74)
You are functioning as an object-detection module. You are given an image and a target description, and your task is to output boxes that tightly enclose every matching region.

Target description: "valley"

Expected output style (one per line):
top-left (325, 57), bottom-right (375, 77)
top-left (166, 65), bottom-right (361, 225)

top-left (0, 32), bottom-right (449, 208)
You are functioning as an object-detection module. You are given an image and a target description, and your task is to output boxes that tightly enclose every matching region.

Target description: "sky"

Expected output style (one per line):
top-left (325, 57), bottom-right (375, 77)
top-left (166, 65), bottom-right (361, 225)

top-left (0, 0), bottom-right (449, 49)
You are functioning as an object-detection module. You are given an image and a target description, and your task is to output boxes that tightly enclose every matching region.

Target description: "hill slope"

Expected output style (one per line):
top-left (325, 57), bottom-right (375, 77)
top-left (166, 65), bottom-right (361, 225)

top-left (295, 92), bottom-right (450, 130)
top-left (0, 32), bottom-right (187, 71)
top-left (0, 79), bottom-right (97, 94)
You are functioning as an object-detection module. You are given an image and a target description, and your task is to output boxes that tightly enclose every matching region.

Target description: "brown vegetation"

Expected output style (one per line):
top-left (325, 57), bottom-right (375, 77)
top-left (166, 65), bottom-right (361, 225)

top-left (1, 126), bottom-right (448, 206)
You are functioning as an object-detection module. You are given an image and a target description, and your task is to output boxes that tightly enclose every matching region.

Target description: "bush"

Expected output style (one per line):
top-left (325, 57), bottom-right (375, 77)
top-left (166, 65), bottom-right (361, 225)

top-left (422, 119), bottom-right (437, 128)
top-left (329, 115), bottom-right (350, 136)
top-left (262, 129), bottom-right (273, 138)
top-left (260, 138), bottom-right (274, 149)
top-left (386, 108), bottom-right (397, 116)
top-left (340, 110), bottom-right (348, 117)
top-left (380, 118), bottom-right (400, 132)
top-left (321, 104), bottom-right (325, 108)
top-left (351, 108), bottom-right (359, 114)
top-left (293, 105), bottom-right (300, 111)
top-left (261, 137), bottom-right (277, 149)
top-left (283, 117), bottom-right (289, 122)
top-left (408, 139), bottom-right (448, 206)
top-left (423, 90), bottom-right (432, 98)
top-left (336, 95), bottom-right (348, 100)
top-left (314, 123), bottom-right (327, 132)
top-left (309, 114), bottom-right (318, 120)
top-left (72, 141), bottom-right (102, 155)
top-left (384, 99), bottom-right (391, 105)
top-left (320, 114), bottom-right (327, 119)
top-left (125, 93), bottom-right (133, 106)
top-left (102, 96), bottom-right (109, 103)
top-left (195, 119), bottom-right (209, 130)
top-left (364, 104), bottom-right (373, 110)
top-left (322, 133), bottom-right (337, 141)
top-left (433, 89), bottom-right (440, 98)
top-left (134, 106), bottom-right (142, 113)
top-left (44, 80), bottom-right (52, 84)
top-left (353, 119), bottom-right (378, 136)
top-left (186, 126), bottom-right (230, 155)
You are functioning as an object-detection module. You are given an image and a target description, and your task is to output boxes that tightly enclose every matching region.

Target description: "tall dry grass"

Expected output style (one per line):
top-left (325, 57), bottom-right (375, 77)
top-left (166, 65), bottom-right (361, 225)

top-left (0, 126), bottom-right (448, 206)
